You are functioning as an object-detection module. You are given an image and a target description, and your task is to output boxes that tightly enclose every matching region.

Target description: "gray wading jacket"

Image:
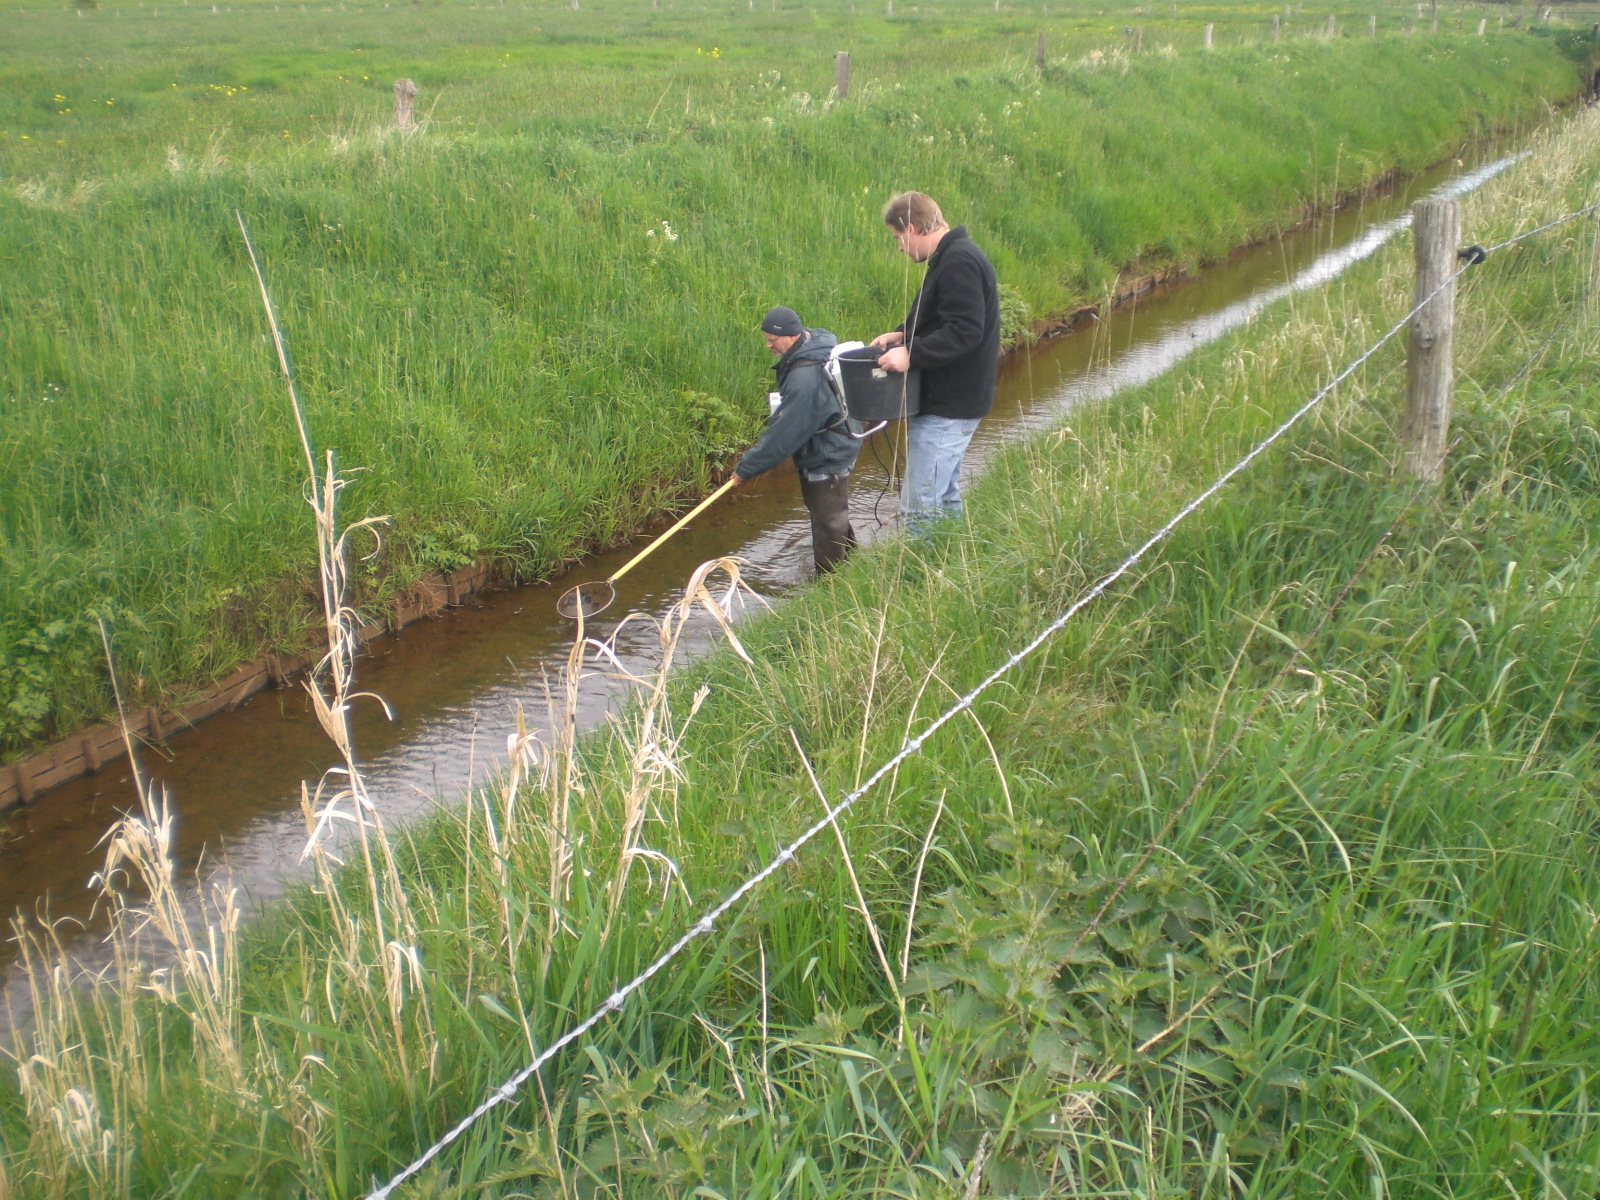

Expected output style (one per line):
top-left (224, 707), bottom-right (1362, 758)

top-left (734, 329), bottom-right (862, 480)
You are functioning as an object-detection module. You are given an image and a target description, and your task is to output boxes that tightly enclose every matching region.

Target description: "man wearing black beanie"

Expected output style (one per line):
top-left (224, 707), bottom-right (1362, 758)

top-left (730, 306), bottom-right (861, 575)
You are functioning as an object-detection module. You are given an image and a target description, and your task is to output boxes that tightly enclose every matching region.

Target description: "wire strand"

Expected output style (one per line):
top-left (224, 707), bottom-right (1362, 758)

top-left (367, 192), bottom-right (1600, 1197)
top-left (1481, 197), bottom-right (1600, 254)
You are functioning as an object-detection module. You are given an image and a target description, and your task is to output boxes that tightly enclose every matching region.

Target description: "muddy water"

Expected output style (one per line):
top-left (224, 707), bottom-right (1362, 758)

top-left (0, 149), bottom-right (1521, 979)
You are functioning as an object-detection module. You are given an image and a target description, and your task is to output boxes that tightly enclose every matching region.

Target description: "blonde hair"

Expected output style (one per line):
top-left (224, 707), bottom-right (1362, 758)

top-left (881, 191), bottom-right (946, 235)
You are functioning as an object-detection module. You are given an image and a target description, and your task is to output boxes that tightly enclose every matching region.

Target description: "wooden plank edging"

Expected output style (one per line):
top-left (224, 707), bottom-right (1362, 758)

top-left (0, 566), bottom-right (498, 815)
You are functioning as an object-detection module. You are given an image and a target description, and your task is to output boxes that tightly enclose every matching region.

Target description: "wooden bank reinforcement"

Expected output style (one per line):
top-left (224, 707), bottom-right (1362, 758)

top-left (0, 562), bottom-right (492, 815)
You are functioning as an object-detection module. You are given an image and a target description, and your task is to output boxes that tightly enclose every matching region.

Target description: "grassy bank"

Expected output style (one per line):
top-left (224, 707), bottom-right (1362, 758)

top-left (5, 87), bottom-right (1599, 1200)
top-left (0, 0), bottom-right (1590, 758)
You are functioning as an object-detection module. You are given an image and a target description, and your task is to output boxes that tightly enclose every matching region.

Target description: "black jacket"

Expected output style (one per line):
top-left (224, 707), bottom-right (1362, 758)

top-left (898, 226), bottom-right (1001, 420)
top-left (735, 329), bottom-right (861, 480)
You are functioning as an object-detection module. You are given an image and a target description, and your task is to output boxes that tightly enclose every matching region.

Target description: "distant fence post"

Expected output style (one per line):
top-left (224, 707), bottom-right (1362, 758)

top-left (392, 78), bottom-right (417, 130)
top-left (1402, 197), bottom-right (1460, 482)
top-left (1476, 16), bottom-right (1485, 34)
top-left (834, 50), bottom-right (849, 99)
top-left (1369, 13), bottom-right (1376, 36)
top-left (1325, 13), bottom-right (1335, 35)
top-left (1430, 0), bottom-right (1437, 32)
top-left (1131, 24), bottom-right (1142, 49)
top-left (1036, 29), bottom-right (1046, 65)
top-left (1202, 20), bottom-right (1212, 45)
top-left (1271, 13), bottom-right (1280, 40)
top-left (1403, 15), bottom-right (1411, 33)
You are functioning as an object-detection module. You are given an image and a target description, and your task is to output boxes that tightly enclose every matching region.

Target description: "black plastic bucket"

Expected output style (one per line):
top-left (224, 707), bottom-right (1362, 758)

top-left (834, 346), bottom-right (920, 422)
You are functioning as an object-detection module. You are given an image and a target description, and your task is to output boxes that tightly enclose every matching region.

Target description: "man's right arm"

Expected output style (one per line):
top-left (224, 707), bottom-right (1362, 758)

top-left (735, 377), bottom-right (822, 479)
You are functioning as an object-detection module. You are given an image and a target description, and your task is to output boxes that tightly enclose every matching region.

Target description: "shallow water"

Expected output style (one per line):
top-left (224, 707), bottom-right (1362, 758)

top-left (0, 146), bottom-right (1522, 986)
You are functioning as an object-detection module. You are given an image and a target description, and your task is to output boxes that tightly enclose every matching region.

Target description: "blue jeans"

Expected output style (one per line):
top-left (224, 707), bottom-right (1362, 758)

top-left (902, 413), bottom-right (982, 532)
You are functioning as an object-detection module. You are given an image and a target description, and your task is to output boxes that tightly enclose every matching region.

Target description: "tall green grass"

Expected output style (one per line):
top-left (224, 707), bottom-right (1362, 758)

top-left (0, 0), bottom-right (1589, 755)
top-left (4, 86), bottom-right (1598, 1200)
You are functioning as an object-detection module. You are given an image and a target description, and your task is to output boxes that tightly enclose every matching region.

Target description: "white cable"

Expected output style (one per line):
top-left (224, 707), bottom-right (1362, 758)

top-left (1481, 198), bottom-right (1600, 254)
top-left (367, 254), bottom-right (1486, 1198)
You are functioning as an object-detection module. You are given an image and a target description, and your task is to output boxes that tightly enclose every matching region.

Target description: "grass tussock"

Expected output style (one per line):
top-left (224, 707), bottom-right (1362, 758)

top-left (4, 88), bottom-right (1600, 1200)
top-left (1, 0), bottom-right (1593, 755)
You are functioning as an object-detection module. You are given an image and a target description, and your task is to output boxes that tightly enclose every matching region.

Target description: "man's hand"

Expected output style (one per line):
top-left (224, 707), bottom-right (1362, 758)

top-left (870, 330), bottom-right (905, 349)
top-left (729, 472), bottom-right (749, 490)
top-left (876, 345), bottom-right (911, 374)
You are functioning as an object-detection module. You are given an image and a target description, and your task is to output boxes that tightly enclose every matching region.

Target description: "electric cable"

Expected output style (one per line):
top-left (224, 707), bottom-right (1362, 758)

top-left (1480, 196), bottom-right (1600, 254)
top-left (366, 197), bottom-right (1600, 1200)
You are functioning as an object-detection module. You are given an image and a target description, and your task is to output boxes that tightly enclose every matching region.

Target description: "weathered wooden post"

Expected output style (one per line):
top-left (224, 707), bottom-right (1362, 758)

top-left (1326, 12), bottom-right (1335, 35)
top-left (1476, 16), bottom-right (1485, 33)
top-left (1203, 20), bottom-right (1213, 45)
top-left (1271, 12), bottom-right (1280, 40)
top-left (1369, 13), bottom-right (1377, 36)
top-left (1131, 24), bottom-right (1142, 49)
top-left (393, 77), bottom-right (417, 130)
top-left (1429, 0), bottom-right (1437, 32)
top-left (1402, 197), bottom-right (1460, 482)
top-left (834, 50), bottom-right (849, 99)
top-left (885, 0), bottom-right (891, 13)
top-left (1403, 14), bottom-right (1411, 33)
top-left (1036, 29), bottom-right (1046, 65)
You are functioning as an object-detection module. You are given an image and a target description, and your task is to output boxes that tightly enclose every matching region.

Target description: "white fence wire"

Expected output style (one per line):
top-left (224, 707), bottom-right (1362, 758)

top-left (366, 199), bottom-right (1594, 1197)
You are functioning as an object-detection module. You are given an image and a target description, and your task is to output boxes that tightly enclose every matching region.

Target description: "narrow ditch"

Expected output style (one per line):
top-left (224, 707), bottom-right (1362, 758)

top-left (0, 141), bottom-right (1526, 987)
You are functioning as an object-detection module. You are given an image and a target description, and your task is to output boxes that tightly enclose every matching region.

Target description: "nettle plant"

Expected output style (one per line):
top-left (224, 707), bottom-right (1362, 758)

top-left (899, 814), bottom-right (1291, 1190)
top-left (488, 813), bottom-right (1297, 1199)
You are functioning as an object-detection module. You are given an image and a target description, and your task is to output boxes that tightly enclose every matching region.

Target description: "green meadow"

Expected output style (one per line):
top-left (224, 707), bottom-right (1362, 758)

top-left (0, 0), bottom-right (1590, 757)
top-left (5, 80), bottom-right (1599, 1200)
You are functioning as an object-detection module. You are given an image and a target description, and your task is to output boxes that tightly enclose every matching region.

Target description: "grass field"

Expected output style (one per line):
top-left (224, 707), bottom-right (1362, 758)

top-left (4, 81), bottom-right (1598, 1200)
top-left (0, 0), bottom-right (1590, 758)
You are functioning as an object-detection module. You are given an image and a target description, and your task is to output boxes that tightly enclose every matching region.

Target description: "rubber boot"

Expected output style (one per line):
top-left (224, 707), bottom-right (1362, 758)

top-left (799, 473), bottom-right (858, 576)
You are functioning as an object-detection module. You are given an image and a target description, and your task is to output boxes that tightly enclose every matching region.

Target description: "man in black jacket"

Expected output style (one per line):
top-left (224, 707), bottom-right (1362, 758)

top-left (871, 191), bottom-right (1001, 531)
top-left (731, 306), bottom-right (861, 574)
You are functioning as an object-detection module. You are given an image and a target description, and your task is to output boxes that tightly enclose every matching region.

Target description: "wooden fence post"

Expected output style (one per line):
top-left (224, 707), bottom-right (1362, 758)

top-left (1325, 12), bottom-right (1335, 35)
top-left (1476, 16), bottom-right (1485, 34)
top-left (834, 50), bottom-right (849, 99)
top-left (1429, 0), bottom-right (1437, 32)
top-left (1402, 197), bottom-right (1460, 482)
top-left (1131, 24), bottom-right (1142, 49)
top-left (1271, 12), bottom-right (1280, 40)
top-left (1403, 15), bottom-right (1411, 33)
top-left (1036, 29), bottom-right (1046, 65)
top-left (393, 78), bottom-right (417, 130)
top-left (1369, 13), bottom-right (1377, 36)
top-left (1202, 20), bottom-right (1213, 45)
